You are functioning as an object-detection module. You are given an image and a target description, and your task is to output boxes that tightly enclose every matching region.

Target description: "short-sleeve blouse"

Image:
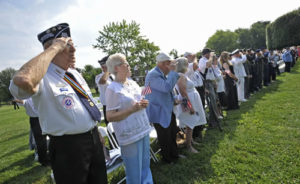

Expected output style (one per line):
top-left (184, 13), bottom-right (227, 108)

top-left (105, 79), bottom-right (151, 146)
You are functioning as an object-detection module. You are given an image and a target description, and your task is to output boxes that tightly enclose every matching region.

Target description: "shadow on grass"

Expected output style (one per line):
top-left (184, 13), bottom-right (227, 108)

top-left (0, 154), bottom-right (34, 173)
top-left (148, 75), bottom-right (284, 183)
top-left (0, 131), bottom-right (28, 144)
top-left (0, 144), bottom-right (29, 160)
top-left (2, 164), bottom-right (52, 184)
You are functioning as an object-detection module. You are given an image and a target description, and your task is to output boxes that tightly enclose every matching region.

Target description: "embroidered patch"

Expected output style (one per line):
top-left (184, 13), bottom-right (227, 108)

top-left (59, 87), bottom-right (68, 92)
top-left (61, 97), bottom-right (74, 109)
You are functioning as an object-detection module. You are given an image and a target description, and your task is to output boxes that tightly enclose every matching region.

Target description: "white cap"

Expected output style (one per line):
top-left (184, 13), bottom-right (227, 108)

top-left (183, 52), bottom-right (193, 57)
top-left (156, 52), bottom-right (172, 63)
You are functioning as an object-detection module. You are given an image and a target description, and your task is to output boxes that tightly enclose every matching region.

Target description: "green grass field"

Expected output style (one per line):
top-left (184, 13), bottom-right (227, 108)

top-left (1, 63), bottom-right (300, 184)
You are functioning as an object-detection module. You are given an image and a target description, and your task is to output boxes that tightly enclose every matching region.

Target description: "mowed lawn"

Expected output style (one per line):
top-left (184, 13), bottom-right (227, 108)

top-left (1, 63), bottom-right (300, 184)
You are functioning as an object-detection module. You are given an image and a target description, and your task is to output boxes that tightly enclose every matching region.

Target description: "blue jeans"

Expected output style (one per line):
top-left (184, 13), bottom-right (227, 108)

top-left (120, 135), bottom-right (153, 184)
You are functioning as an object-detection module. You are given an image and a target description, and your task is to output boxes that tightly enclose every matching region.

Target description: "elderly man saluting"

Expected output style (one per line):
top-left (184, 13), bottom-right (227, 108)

top-left (9, 23), bottom-right (107, 184)
top-left (145, 52), bottom-right (180, 164)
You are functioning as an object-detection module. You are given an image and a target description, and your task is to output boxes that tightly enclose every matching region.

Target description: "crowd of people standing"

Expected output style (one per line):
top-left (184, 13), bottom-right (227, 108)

top-left (9, 22), bottom-right (299, 184)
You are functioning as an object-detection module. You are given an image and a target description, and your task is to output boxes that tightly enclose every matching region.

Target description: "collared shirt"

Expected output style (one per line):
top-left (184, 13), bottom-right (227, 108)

top-left (186, 63), bottom-right (203, 87)
top-left (9, 63), bottom-right (97, 136)
top-left (198, 57), bottom-right (216, 80)
top-left (105, 80), bottom-right (151, 146)
top-left (95, 72), bottom-right (113, 105)
top-left (23, 98), bottom-right (39, 117)
top-left (282, 51), bottom-right (293, 62)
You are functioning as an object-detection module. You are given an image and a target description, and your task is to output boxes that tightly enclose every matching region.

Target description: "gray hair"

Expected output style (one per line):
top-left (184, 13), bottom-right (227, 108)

top-left (106, 53), bottom-right (126, 75)
top-left (176, 57), bottom-right (188, 73)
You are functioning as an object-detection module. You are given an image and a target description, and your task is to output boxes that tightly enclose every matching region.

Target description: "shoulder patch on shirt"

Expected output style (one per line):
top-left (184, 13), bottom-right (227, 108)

top-left (61, 96), bottom-right (74, 109)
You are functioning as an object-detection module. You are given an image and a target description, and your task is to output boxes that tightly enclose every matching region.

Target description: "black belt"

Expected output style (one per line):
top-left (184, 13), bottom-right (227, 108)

top-left (49, 126), bottom-right (98, 139)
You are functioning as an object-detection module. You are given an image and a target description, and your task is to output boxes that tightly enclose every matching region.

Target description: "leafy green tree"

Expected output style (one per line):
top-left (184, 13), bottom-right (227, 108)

top-left (93, 20), bottom-right (160, 77)
top-left (235, 28), bottom-right (253, 49)
top-left (205, 30), bottom-right (239, 54)
top-left (267, 8), bottom-right (300, 49)
top-left (249, 21), bottom-right (270, 49)
top-left (0, 68), bottom-right (16, 102)
top-left (169, 49), bottom-right (179, 59)
top-left (81, 65), bottom-right (101, 90)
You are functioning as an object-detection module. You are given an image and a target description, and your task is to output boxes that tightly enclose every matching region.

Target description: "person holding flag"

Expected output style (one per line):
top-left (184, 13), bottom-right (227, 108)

top-left (105, 53), bottom-right (153, 184)
top-left (145, 52), bottom-right (180, 164)
top-left (174, 57), bottom-right (207, 153)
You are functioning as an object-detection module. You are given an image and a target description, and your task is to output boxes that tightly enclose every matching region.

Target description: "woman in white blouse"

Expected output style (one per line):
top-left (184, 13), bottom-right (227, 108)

top-left (105, 53), bottom-right (153, 184)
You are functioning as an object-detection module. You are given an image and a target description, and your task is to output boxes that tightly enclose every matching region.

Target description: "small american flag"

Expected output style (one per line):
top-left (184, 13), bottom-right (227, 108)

top-left (142, 83), bottom-right (152, 96)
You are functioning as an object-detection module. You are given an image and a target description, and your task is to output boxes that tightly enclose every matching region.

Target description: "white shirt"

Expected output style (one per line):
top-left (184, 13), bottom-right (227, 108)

top-left (105, 80), bottom-right (151, 146)
top-left (230, 55), bottom-right (247, 78)
top-left (186, 63), bottom-right (203, 87)
top-left (95, 72), bottom-right (113, 105)
top-left (9, 63), bottom-right (97, 136)
top-left (199, 57), bottom-right (216, 80)
top-left (213, 65), bottom-right (225, 93)
top-left (23, 98), bottom-right (39, 117)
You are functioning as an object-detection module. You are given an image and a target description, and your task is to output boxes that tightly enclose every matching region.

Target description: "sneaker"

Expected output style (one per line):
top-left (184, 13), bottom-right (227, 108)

top-left (239, 99), bottom-right (248, 102)
top-left (34, 152), bottom-right (38, 161)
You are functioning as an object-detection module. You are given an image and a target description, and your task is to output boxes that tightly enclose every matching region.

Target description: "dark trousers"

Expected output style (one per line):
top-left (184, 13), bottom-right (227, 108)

top-left (271, 67), bottom-right (277, 80)
top-left (153, 113), bottom-right (179, 163)
top-left (13, 102), bottom-right (19, 110)
top-left (29, 117), bottom-right (49, 165)
top-left (49, 127), bottom-right (108, 184)
top-left (103, 105), bottom-right (118, 148)
top-left (193, 86), bottom-right (205, 139)
top-left (275, 65), bottom-right (281, 75)
top-left (285, 62), bottom-right (291, 72)
top-left (102, 105), bottom-right (109, 125)
top-left (195, 86), bottom-right (205, 109)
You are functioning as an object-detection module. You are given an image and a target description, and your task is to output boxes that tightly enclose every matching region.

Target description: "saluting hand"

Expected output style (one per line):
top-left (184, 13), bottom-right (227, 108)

top-left (51, 37), bottom-right (72, 53)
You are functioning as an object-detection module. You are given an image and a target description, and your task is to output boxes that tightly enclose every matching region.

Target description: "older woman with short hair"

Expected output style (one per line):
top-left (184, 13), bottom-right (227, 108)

top-left (174, 57), bottom-right (207, 153)
top-left (105, 53), bottom-right (153, 184)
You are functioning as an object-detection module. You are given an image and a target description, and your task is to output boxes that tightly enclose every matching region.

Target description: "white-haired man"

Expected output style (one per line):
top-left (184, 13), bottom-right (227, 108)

top-left (145, 52), bottom-right (180, 163)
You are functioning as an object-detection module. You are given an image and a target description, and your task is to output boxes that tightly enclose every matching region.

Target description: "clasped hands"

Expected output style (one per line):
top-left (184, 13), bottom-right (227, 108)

top-left (132, 99), bottom-right (149, 112)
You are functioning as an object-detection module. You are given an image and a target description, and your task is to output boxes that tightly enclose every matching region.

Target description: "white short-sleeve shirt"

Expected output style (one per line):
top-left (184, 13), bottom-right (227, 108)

top-left (9, 63), bottom-right (97, 136)
top-left (23, 98), bottom-right (39, 117)
top-left (95, 72), bottom-right (113, 105)
top-left (105, 79), bottom-right (151, 146)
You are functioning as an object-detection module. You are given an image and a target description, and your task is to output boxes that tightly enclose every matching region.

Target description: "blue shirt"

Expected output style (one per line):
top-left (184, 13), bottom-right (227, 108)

top-left (145, 66), bottom-right (179, 128)
top-left (282, 51), bottom-right (293, 62)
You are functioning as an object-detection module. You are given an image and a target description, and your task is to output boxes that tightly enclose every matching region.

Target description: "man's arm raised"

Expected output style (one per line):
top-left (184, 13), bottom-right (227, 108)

top-left (13, 37), bottom-right (70, 94)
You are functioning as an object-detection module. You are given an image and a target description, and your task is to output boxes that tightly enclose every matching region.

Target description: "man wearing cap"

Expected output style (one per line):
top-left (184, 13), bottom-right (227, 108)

top-left (230, 49), bottom-right (247, 102)
top-left (95, 56), bottom-right (113, 126)
top-left (145, 52), bottom-right (180, 163)
top-left (9, 23), bottom-right (107, 184)
top-left (184, 52), bottom-right (196, 63)
top-left (198, 48), bottom-right (221, 128)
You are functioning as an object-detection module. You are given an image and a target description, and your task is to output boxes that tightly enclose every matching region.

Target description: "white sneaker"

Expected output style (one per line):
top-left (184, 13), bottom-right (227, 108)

top-left (51, 171), bottom-right (55, 183)
top-left (34, 152), bottom-right (38, 161)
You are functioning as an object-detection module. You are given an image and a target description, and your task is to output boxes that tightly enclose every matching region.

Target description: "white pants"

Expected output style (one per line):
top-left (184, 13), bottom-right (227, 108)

top-left (237, 77), bottom-right (245, 101)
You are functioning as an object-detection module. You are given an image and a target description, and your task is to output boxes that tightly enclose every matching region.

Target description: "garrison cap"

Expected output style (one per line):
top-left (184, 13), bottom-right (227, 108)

top-left (37, 23), bottom-right (70, 45)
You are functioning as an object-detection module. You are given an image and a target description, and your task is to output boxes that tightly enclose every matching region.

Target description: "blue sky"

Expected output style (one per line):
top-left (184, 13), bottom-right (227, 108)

top-left (0, 0), bottom-right (299, 71)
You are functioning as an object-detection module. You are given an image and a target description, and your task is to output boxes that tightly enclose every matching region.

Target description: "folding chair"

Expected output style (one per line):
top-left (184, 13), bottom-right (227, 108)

top-left (149, 127), bottom-right (160, 163)
top-left (98, 126), bottom-right (126, 184)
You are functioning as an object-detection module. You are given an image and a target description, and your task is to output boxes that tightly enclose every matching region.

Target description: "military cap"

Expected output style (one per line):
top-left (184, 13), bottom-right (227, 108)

top-left (37, 23), bottom-right (70, 45)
